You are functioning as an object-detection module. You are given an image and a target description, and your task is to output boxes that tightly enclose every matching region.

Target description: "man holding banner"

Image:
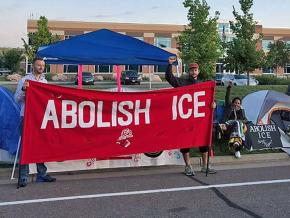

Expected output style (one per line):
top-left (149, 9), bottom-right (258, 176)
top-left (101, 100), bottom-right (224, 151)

top-left (14, 57), bottom-right (56, 188)
top-left (166, 57), bottom-right (216, 176)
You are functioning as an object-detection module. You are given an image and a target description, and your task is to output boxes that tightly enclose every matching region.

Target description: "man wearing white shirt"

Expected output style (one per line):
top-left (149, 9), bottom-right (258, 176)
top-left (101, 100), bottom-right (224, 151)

top-left (14, 57), bottom-right (56, 188)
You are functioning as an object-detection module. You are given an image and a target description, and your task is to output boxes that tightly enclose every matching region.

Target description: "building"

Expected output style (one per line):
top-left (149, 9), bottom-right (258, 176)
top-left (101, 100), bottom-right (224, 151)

top-left (261, 27), bottom-right (290, 75)
top-left (27, 20), bottom-right (290, 76)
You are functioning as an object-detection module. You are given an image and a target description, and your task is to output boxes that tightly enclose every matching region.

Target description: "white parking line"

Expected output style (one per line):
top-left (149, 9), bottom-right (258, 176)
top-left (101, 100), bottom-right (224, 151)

top-left (1, 178), bottom-right (290, 206)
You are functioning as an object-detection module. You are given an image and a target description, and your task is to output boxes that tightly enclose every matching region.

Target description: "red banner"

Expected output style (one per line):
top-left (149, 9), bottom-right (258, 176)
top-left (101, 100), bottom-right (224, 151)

top-left (20, 81), bottom-right (215, 164)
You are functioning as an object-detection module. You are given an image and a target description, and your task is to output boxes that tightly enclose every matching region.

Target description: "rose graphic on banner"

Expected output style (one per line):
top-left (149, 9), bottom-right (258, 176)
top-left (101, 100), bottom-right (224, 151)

top-left (117, 128), bottom-right (133, 148)
top-left (86, 158), bottom-right (96, 167)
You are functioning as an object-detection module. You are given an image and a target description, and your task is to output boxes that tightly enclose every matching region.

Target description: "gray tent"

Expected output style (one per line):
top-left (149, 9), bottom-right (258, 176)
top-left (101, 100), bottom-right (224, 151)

top-left (242, 90), bottom-right (290, 150)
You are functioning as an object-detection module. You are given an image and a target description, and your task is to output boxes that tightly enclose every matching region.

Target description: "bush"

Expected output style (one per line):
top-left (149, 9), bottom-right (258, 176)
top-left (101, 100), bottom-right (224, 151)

top-left (255, 75), bottom-right (290, 85)
top-left (103, 74), bottom-right (115, 81)
top-left (142, 76), bottom-right (149, 82)
top-left (19, 69), bottom-right (25, 76)
top-left (44, 73), bottom-right (54, 81)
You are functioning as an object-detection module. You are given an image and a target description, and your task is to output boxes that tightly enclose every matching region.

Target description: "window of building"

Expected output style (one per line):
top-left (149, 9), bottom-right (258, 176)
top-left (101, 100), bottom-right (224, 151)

top-left (64, 65), bottom-right (78, 73)
top-left (27, 63), bottom-right (32, 74)
top-left (284, 64), bottom-right (290, 74)
top-left (262, 40), bottom-right (274, 51)
top-left (45, 64), bottom-right (50, 73)
top-left (183, 64), bottom-right (189, 73)
top-left (286, 41), bottom-right (290, 49)
top-left (154, 37), bottom-right (172, 48)
top-left (216, 63), bottom-right (223, 73)
top-left (218, 23), bottom-right (230, 33)
top-left (95, 65), bottom-right (113, 73)
top-left (154, 65), bottom-right (167, 73)
top-left (125, 65), bottom-right (142, 72)
top-left (219, 34), bottom-right (234, 42)
top-left (262, 67), bottom-right (274, 74)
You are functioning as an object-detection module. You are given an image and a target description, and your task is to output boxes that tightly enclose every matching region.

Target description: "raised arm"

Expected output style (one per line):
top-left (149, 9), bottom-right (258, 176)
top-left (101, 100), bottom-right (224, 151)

top-left (225, 82), bottom-right (232, 107)
top-left (165, 57), bottom-right (184, 88)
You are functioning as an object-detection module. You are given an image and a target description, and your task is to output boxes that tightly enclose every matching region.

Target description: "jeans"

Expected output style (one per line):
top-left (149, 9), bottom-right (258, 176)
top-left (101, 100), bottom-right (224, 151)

top-left (19, 163), bottom-right (47, 181)
top-left (18, 117), bottom-right (47, 181)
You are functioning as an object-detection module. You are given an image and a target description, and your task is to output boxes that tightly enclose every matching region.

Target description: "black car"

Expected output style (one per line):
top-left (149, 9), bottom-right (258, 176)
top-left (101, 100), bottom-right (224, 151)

top-left (121, 70), bottom-right (141, 85)
top-left (75, 72), bottom-right (95, 85)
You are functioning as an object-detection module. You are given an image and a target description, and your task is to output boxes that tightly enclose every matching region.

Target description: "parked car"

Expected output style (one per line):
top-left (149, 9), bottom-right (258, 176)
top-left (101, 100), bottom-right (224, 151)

top-left (121, 70), bottom-right (141, 85)
top-left (221, 74), bottom-right (259, 86)
top-left (75, 72), bottom-right (95, 85)
top-left (214, 73), bottom-right (224, 86)
top-left (0, 68), bottom-right (12, 76)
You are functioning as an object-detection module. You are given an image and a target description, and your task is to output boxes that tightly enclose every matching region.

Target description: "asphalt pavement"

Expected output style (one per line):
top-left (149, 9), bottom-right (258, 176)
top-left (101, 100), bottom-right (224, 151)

top-left (1, 161), bottom-right (290, 218)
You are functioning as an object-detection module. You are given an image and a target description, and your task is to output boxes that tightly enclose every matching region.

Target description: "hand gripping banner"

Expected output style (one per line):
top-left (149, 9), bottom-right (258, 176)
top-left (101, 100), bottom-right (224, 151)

top-left (20, 81), bottom-right (215, 164)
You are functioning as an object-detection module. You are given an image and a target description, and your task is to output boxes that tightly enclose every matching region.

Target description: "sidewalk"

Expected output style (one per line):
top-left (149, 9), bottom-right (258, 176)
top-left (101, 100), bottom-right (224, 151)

top-left (191, 153), bottom-right (290, 166)
top-left (0, 153), bottom-right (289, 185)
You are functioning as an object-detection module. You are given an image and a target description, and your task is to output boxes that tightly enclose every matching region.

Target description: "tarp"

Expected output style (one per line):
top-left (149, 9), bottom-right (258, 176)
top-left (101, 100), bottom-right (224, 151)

top-left (0, 86), bottom-right (21, 155)
top-left (37, 29), bottom-right (175, 65)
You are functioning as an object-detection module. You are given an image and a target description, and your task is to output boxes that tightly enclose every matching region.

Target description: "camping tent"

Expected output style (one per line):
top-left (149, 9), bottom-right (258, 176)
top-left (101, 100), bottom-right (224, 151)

top-left (242, 90), bottom-right (290, 150)
top-left (0, 86), bottom-right (21, 162)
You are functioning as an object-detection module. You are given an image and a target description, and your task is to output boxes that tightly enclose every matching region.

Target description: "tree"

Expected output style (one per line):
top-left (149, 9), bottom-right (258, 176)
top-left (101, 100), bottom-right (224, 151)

top-left (0, 52), bottom-right (4, 68)
top-left (2, 48), bottom-right (24, 73)
top-left (22, 16), bottom-right (60, 61)
top-left (224, 0), bottom-right (263, 85)
top-left (178, 0), bottom-right (221, 80)
top-left (265, 40), bottom-right (290, 75)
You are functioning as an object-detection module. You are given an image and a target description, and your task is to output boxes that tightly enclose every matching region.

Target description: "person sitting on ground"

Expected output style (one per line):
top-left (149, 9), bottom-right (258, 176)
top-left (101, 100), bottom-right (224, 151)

top-left (220, 81), bottom-right (248, 158)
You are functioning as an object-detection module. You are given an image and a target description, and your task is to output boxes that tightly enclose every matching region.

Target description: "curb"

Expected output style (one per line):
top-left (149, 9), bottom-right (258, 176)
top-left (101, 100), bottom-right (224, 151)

top-left (191, 153), bottom-right (290, 166)
top-left (0, 153), bottom-right (289, 177)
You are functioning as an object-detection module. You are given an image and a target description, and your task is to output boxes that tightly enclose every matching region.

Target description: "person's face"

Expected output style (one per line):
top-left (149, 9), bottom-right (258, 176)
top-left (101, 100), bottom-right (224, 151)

top-left (33, 60), bottom-right (45, 74)
top-left (232, 99), bottom-right (241, 110)
top-left (189, 67), bottom-right (199, 79)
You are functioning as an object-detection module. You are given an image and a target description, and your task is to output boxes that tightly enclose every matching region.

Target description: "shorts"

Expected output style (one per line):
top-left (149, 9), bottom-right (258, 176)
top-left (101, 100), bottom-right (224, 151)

top-left (180, 146), bottom-right (209, 154)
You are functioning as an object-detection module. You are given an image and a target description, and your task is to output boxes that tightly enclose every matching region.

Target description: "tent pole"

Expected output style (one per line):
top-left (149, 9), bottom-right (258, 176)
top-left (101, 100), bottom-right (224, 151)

top-left (116, 65), bottom-right (121, 92)
top-left (78, 65), bottom-right (83, 89)
top-left (206, 87), bottom-right (216, 177)
top-left (149, 66), bottom-right (152, 90)
top-left (11, 136), bottom-right (21, 180)
top-left (206, 145), bottom-right (210, 177)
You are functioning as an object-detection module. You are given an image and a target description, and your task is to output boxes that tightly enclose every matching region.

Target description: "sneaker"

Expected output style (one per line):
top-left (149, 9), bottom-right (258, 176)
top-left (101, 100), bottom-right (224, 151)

top-left (235, 151), bottom-right (241, 158)
top-left (201, 166), bottom-right (217, 174)
top-left (184, 165), bottom-right (195, 176)
top-left (36, 175), bottom-right (56, 183)
top-left (18, 179), bottom-right (28, 188)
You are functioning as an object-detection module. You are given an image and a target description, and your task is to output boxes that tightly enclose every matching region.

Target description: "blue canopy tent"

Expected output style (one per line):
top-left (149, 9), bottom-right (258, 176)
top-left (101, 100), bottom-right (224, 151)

top-left (0, 86), bottom-right (21, 156)
top-left (37, 29), bottom-right (176, 90)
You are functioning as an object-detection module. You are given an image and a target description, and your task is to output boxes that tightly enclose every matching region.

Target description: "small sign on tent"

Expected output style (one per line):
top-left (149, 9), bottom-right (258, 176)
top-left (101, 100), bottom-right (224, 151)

top-left (246, 124), bottom-right (283, 149)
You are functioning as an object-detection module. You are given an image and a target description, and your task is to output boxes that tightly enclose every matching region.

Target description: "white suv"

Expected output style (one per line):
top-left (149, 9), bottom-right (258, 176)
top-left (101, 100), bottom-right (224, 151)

top-left (221, 74), bottom-right (259, 86)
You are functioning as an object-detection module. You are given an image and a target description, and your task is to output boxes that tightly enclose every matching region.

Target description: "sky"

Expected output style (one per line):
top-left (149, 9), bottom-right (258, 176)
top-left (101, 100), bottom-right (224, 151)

top-left (1, 0), bottom-right (290, 48)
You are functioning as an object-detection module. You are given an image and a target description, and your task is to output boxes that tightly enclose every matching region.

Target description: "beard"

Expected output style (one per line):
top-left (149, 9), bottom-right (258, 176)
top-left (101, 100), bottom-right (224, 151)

top-left (34, 69), bottom-right (44, 74)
